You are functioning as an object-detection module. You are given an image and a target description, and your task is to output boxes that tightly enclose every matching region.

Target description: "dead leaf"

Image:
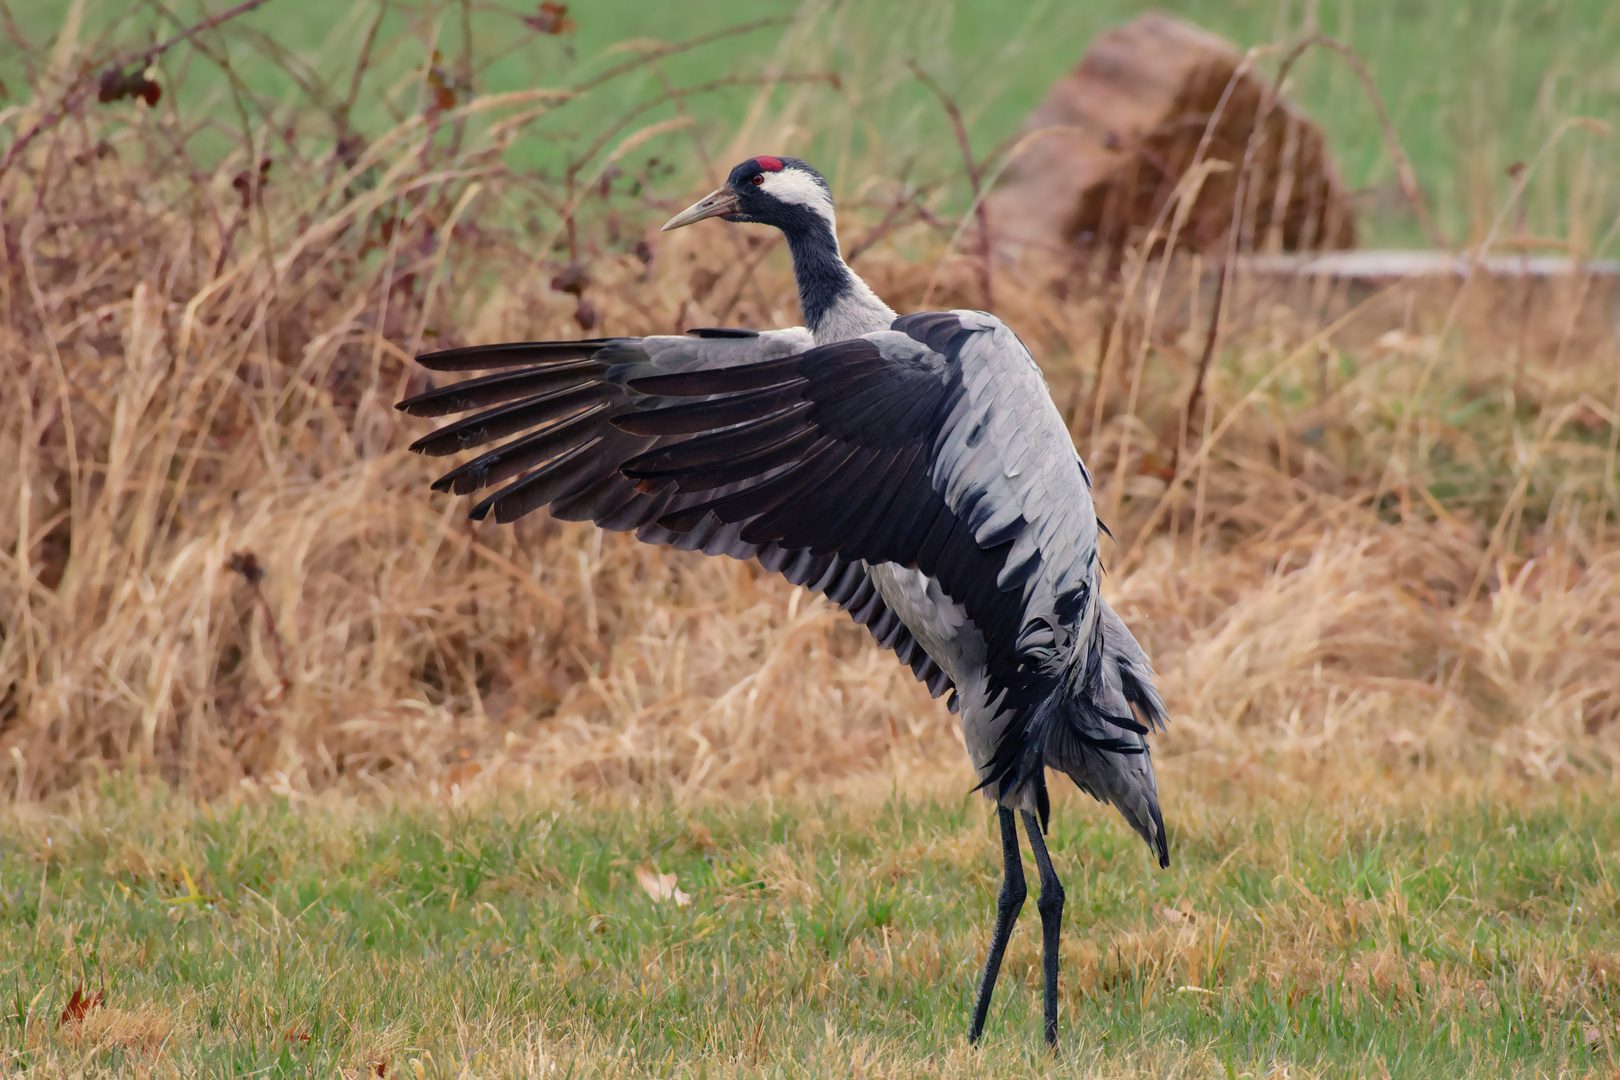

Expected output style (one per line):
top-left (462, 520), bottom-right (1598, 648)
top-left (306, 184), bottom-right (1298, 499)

top-left (426, 51), bottom-right (458, 113)
top-left (684, 823), bottom-right (718, 855)
top-left (1135, 449), bottom-right (1174, 482)
top-left (524, 2), bottom-right (576, 34)
top-left (1574, 404), bottom-right (1610, 432)
top-left (59, 985), bottom-right (105, 1026)
top-left (573, 297), bottom-right (598, 332)
top-left (635, 864), bottom-right (691, 907)
top-left (231, 159), bottom-right (273, 210)
top-left (1160, 899), bottom-right (1204, 924)
top-left (227, 549), bottom-right (264, 585)
top-left (161, 862), bottom-right (218, 906)
top-left (550, 262), bottom-right (590, 296)
top-left (97, 67), bottom-right (161, 107)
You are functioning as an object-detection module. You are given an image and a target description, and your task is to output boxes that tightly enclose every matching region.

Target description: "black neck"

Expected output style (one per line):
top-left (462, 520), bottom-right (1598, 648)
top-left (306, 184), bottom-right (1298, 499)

top-left (780, 215), bottom-right (853, 334)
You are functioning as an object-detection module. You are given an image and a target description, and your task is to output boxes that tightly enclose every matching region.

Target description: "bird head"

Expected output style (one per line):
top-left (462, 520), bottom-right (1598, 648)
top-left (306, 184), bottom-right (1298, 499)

top-left (661, 156), bottom-right (835, 235)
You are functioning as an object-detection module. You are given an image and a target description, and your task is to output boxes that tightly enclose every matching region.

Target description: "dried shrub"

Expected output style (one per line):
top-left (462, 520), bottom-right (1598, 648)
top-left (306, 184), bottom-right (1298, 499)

top-left (0, 7), bottom-right (1616, 805)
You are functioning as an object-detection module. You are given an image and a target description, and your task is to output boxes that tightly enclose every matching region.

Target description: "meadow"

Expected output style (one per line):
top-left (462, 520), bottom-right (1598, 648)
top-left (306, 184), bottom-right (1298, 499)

top-left (2, 0), bottom-right (1620, 1076)
top-left (6, 782), bottom-right (1620, 1077)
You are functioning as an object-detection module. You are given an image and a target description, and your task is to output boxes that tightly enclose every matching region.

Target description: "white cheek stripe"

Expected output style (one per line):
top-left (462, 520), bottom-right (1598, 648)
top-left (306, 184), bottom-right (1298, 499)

top-left (759, 169), bottom-right (836, 227)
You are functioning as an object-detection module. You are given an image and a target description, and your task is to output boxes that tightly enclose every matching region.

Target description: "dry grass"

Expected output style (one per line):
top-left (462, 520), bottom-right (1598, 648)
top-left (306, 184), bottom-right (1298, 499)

top-left (1, 5), bottom-right (1618, 812)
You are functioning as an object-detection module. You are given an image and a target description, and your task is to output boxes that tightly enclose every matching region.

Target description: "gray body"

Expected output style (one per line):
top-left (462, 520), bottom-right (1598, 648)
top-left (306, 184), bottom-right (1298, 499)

top-left (399, 312), bottom-right (1167, 859)
top-left (761, 186), bottom-right (1165, 847)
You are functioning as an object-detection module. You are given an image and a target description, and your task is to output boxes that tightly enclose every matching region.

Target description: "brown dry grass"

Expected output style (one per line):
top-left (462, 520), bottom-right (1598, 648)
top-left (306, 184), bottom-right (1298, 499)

top-left (2, 11), bottom-right (1618, 810)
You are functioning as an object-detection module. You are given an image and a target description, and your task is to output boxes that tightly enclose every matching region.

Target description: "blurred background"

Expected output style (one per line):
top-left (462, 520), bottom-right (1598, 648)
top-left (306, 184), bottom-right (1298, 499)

top-left (7, 0), bottom-right (1619, 244)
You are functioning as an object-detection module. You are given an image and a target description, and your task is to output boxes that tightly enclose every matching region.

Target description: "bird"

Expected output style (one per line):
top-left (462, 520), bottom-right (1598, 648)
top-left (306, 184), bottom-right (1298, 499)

top-left (396, 155), bottom-right (1170, 1048)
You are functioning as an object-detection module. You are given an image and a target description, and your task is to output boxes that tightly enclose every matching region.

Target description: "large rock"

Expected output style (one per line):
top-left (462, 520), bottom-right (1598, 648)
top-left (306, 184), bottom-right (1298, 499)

top-left (988, 13), bottom-right (1356, 260)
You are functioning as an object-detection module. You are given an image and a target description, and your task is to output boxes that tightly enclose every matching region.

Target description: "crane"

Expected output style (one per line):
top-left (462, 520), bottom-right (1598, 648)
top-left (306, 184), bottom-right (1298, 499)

top-left (397, 155), bottom-right (1170, 1048)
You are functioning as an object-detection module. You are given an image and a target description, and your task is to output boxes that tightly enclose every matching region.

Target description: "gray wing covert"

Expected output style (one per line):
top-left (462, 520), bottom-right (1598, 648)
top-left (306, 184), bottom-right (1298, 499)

top-left (397, 327), bottom-right (952, 697)
top-left (911, 312), bottom-right (1102, 676)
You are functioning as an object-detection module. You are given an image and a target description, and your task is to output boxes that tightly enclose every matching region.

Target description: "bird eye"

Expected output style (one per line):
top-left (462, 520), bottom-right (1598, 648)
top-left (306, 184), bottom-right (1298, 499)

top-left (750, 174), bottom-right (764, 185)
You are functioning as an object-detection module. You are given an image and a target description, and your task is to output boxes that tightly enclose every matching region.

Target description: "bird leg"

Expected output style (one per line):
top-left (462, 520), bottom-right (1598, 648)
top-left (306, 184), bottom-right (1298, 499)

top-left (968, 805), bottom-right (1026, 1044)
top-left (1022, 810), bottom-right (1065, 1048)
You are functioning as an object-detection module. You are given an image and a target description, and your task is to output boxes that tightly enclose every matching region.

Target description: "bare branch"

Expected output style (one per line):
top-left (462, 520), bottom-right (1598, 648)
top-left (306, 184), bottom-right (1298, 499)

top-left (1289, 33), bottom-right (1448, 250)
top-left (1171, 31), bottom-right (1443, 479)
top-left (568, 16), bottom-right (793, 98)
top-left (0, 0), bottom-right (276, 177)
top-left (909, 61), bottom-right (993, 309)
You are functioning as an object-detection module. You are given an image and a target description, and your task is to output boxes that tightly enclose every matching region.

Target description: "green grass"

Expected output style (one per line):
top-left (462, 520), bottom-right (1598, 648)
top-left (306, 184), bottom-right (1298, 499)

top-left (4, 782), bottom-right (1619, 1077)
top-left (6, 0), bottom-right (1619, 249)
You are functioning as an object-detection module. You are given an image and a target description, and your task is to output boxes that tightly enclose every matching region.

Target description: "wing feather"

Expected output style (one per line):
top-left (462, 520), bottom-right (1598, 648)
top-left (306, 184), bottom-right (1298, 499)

top-left (402, 316), bottom-right (1112, 771)
top-left (400, 327), bottom-right (953, 703)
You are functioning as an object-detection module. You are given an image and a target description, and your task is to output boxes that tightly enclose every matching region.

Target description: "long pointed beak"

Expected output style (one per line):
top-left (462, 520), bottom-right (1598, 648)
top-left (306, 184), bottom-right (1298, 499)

top-left (661, 188), bottom-right (740, 232)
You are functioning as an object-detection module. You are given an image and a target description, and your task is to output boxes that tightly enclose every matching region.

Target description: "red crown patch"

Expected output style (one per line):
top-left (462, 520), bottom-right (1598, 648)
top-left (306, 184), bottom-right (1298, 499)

top-left (754, 156), bottom-right (784, 172)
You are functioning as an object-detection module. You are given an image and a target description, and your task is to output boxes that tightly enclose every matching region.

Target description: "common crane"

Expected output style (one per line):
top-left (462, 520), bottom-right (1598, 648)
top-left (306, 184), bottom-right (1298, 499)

top-left (397, 155), bottom-right (1170, 1047)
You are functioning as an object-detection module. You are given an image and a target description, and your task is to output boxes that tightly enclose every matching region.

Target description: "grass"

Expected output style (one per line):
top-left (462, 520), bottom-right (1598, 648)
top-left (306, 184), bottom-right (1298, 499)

top-left (6, 0), bottom-right (1619, 247)
top-left (4, 781), bottom-right (1619, 1077)
top-left (3, 0), bottom-right (1618, 804)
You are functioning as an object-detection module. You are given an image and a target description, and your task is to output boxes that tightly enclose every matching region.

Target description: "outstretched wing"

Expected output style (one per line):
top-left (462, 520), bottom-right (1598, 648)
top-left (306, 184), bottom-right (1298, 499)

top-left (608, 310), bottom-right (1105, 735)
top-left (398, 327), bottom-right (952, 698)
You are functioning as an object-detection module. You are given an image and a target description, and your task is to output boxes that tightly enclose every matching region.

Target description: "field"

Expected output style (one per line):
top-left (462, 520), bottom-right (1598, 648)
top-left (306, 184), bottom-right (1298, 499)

top-left (3, 0), bottom-right (1620, 1076)
top-left (6, 783), bottom-right (1620, 1077)
top-left (6, 0), bottom-right (1620, 245)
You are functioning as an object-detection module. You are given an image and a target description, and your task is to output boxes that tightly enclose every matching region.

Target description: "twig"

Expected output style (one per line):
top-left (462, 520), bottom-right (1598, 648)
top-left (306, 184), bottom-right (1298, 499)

top-left (1290, 33), bottom-right (1448, 250)
top-left (0, 0), bottom-right (275, 178)
top-left (0, 0), bottom-right (39, 87)
top-left (715, 234), bottom-right (782, 323)
top-left (566, 73), bottom-right (837, 190)
top-left (556, 71), bottom-right (835, 264)
top-left (486, 17), bottom-right (792, 159)
top-left (237, 26), bottom-right (347, 150)
top-left (1168, 56), bottom-right (1273, 478)
top-left (227, 551), bottom-right (292, 694)
top-left (648, 54), bottom-right (778, 324)
top-left (1095, 50), bottom-right (1262, 472)
top-left (139, 0), bottom-right (278, 277)
top-left (1171, 259), bottom-right (1228, 479)
top-left (846, 183), bottom-right (928, 263)
top-left (321, 0), bottom-right (389, 196)
top-left (448, 0), bottom-right (474, 158)
top-left (909, 61), bottom-right (992, 309)
top-left (567, 16), bottom-right (793, 98)
top-left (342, 0), bottom-right (389, 123)
top-left (1170, 34), bottom-right (1406, 477)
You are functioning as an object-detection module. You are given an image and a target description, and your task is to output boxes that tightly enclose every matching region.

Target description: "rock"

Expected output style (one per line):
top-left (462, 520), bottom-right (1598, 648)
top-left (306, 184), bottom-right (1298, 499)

top-left (987, 12), bottom-right (1356, 261)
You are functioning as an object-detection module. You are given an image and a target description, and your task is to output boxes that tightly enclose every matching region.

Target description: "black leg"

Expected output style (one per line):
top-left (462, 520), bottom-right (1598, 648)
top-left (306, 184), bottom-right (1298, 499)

top-left (968, 805), bottom-right (1026, 1044)
top-left (1022, 810), bottom-right (1065, 1049)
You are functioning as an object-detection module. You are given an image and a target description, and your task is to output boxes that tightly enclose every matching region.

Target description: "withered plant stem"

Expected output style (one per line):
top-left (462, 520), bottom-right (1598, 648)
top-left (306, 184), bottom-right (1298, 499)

top-left (1, 4), bottom-right (1614, 801)
top-left (1284, 33), bottom-right (1449, 251)
top-left (910, 61), bottom-right (994, 311)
